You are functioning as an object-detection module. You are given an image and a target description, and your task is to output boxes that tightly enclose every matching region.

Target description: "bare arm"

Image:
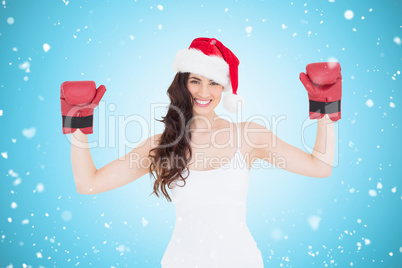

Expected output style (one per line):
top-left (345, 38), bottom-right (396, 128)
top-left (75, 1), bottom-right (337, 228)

top-left (310, 114), bottom-right (335, 176)
top-left (71, 129), bottom-right (97, 193)
top-left (71, 129), bottom-right (161, 195)
top-left (248, 114), bottom-right (335, 178)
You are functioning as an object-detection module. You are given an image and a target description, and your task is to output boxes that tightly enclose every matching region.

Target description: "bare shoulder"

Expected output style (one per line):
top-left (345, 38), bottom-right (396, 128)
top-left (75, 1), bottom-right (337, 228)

top-left (237, 121), bottom-right (271, 157)
top-left (137, 133), bottom-right (163, 155)
top-left (238, 121), bottom-right (271, 142)
top-left (238, 121), bottom-right (269, 131)
top-left (126, 132), bottom-right (163, 174)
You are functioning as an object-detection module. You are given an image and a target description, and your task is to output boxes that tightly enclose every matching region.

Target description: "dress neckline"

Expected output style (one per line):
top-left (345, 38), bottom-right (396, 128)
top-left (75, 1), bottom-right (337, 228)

top-left (187, 122), bottom-right (241, 173)
top-left (187, 149), bottom-right (239, 173)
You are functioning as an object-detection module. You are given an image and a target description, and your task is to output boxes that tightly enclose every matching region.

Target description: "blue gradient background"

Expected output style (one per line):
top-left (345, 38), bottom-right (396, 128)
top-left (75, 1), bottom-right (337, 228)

top-left (1, 0), bottom-right (401, 267)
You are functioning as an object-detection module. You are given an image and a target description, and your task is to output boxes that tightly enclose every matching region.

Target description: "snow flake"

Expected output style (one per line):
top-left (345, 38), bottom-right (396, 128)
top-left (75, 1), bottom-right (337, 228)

top-left (327, 59), bottom-right (338, 68)
top-left (365, 99), bottom-right (374, 107)
top-left (377, 182), bottom-right (383, 189)
top-left (9, 169), bottom-right (18, 177)
top-left (36, 183), bottom-right (45, 193)
top-left (22, 127), bottom-right (36, 139)
top-left (368, 189), bottom-right (377, 197)
top-left (43, 43), bottom-right (51, 52)
top-left (19, 61), bottom-right (30, 73)
top-left (61, 210), bottom-right (72, 221)
top-left (344, 10), bottom-right (354, 20)
top-left (116, 244), bottom-right (131, 253)
top-left (142, 217), bottom-right (149, 227)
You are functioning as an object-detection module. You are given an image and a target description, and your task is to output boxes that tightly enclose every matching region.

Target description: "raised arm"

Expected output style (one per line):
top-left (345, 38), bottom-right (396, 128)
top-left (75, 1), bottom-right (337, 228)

top-left (70, 129), bottom-right (97, 193)
top-left (249, 61), bottom-right (340, 178)
top-left (72, 129), bottom-right (161, 195)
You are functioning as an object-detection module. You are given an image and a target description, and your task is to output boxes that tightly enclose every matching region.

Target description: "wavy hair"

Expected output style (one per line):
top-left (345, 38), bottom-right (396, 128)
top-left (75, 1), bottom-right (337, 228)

top-left (149, 72), bottom-right (194, 202)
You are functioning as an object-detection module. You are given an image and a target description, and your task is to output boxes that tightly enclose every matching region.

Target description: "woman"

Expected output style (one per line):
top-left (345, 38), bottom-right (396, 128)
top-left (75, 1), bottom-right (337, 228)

top-left (61, 37), bottom-right (341, 267)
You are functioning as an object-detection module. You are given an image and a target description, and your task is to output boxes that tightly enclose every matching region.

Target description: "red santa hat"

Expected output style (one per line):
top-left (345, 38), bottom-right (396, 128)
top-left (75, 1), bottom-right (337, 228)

top-left (172, 37), bottom-right (245, 113)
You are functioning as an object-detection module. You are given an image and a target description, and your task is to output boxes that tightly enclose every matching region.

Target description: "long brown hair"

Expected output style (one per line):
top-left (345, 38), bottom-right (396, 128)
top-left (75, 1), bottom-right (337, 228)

top-left (149, 72), bottom-right (194, 202)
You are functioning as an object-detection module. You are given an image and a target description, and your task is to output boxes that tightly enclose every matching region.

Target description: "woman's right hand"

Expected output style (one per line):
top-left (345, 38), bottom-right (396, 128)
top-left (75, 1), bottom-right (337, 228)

top-left (60, 81), bottom-right (106, 134)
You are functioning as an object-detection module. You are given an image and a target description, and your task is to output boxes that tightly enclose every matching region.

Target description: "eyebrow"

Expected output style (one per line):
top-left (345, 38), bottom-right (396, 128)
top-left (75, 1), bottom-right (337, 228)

top-left (189, 77), bottom-right (214, 82)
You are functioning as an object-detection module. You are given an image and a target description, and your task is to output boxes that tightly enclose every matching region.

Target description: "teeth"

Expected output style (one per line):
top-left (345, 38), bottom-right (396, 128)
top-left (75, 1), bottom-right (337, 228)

top-left (195, 99), bottom-right (211, 105)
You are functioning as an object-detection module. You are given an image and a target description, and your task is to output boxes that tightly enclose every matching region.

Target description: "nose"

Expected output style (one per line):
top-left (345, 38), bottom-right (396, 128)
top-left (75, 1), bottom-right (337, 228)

top-left (198, 83), bottom-right (212, 98)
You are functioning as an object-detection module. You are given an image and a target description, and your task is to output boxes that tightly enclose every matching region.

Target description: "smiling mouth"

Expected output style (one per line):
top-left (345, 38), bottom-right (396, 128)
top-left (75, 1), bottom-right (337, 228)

top-left (194, 98), bottom-right (212, 105)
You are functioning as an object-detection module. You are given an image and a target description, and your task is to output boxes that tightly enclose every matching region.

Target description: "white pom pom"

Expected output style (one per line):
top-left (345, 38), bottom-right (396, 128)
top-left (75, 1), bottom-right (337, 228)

top-left (222, 93), bottom-right (245, 113)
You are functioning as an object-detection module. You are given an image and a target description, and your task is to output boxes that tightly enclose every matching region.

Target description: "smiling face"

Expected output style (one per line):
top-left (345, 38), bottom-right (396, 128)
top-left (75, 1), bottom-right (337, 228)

top-left (187, 73), bottom-right (224, 114)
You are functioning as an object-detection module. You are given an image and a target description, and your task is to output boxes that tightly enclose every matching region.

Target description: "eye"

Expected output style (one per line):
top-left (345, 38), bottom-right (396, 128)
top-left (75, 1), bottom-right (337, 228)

top-left (190, 80), bottom-right (199, 84)
top-left (211, 82), bottom-right (219, 85)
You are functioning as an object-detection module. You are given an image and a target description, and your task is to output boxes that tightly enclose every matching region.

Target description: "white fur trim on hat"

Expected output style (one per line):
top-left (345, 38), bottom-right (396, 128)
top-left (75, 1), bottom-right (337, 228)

top-left (222, 92), bottom-right (245, 113)
top-left (172, 48), bottom-right (231, 92)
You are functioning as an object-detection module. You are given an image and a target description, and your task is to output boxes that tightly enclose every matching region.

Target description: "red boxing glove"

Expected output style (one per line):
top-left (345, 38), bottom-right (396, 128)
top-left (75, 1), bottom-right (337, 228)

top-left (299, 62), bottom-right (342, 122)
top-left (60, 81), bottom-right (106, 134)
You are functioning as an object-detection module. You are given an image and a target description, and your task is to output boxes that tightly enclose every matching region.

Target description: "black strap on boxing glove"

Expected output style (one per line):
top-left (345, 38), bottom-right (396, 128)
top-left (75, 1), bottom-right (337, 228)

top-left (62, 115), bottom-right (93, 128)
top-left (309, 100), bottom-right (341, 114)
